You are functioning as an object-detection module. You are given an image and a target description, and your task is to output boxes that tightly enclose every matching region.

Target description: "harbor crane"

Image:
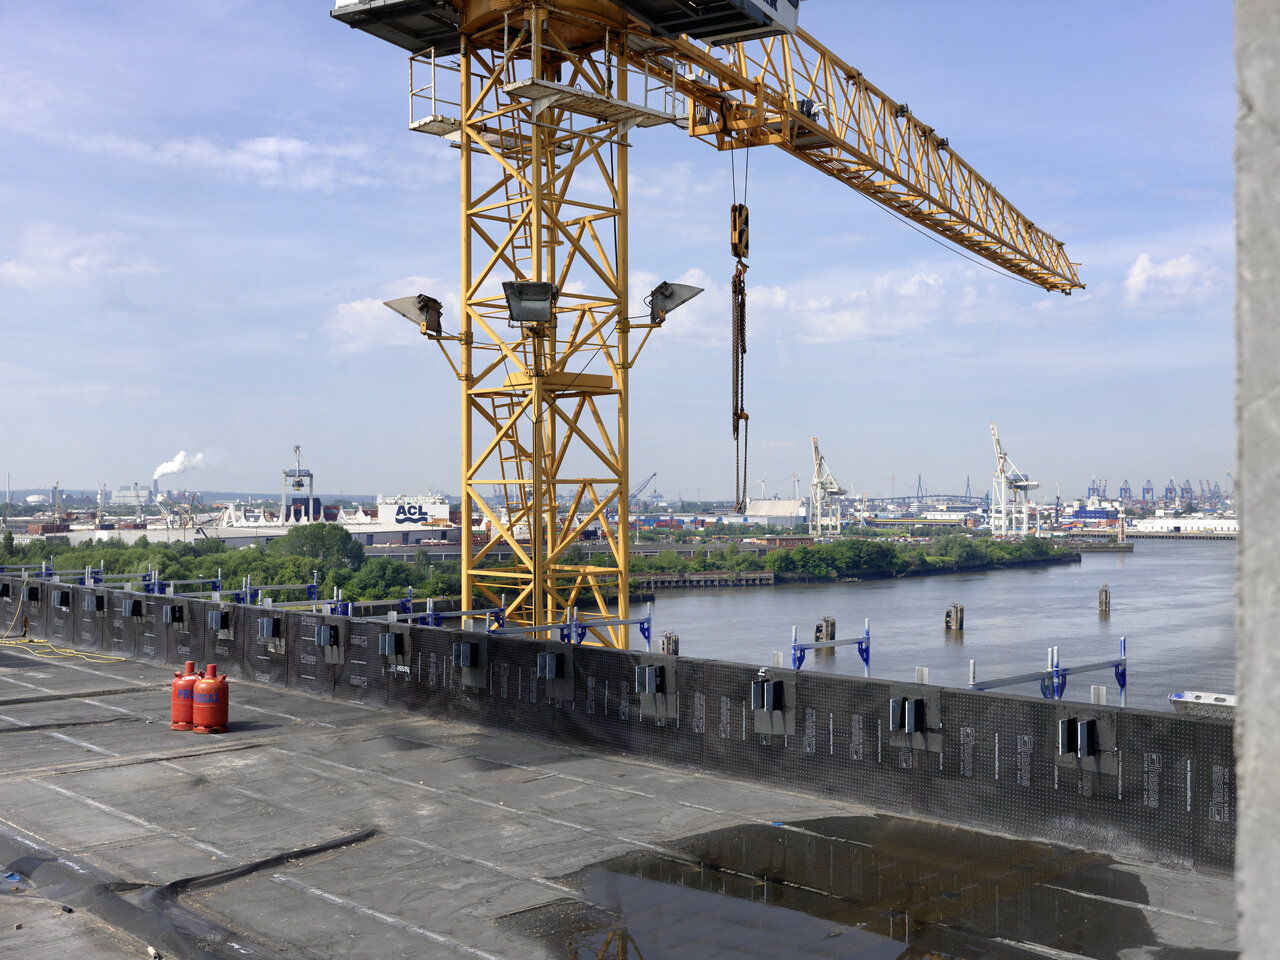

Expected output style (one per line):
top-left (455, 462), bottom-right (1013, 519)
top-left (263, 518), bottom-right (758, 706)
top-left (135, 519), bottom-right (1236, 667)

top-left (281, 445), bottom-right (315, 524)
top-left (335, 0), bottom-right (1082, 644)
top-left (809, 437), bottom-right (846, 537)
top-left (990, 422), bottom-right (1038, 538)
top-left (629, 471), bottom-right (657, 505)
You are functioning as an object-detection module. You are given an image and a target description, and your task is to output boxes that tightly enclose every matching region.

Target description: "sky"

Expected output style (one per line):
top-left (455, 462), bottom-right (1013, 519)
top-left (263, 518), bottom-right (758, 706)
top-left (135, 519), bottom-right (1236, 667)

top-left (0, 2), bottom-right (1235, 502)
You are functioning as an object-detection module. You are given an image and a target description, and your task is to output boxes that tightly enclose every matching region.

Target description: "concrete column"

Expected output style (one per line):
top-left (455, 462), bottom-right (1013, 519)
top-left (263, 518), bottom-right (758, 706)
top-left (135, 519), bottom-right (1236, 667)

top-left (1236, 1), bottom-right (1280, 952)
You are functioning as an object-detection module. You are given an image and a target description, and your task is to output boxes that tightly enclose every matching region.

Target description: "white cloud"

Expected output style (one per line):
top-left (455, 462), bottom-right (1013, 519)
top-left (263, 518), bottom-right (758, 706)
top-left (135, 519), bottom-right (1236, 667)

top-left (1123, 251), bottom-right (1218, 306)
top-left (0, 222), bottom-right (161, 289)
top-left (67, 131), bottom-right (393, 191)
top-left (633, 263), bottom-right (965, 348)
top-left (325, 276), bottom-right (460, 353)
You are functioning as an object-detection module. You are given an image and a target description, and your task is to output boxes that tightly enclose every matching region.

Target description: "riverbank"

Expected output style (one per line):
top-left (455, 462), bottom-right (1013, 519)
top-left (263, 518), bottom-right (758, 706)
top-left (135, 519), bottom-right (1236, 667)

top-left (769, 549), bottom-right (1081, 586)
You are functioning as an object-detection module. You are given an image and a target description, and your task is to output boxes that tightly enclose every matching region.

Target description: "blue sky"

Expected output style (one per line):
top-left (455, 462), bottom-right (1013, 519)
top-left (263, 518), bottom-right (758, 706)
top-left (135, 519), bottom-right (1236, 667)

top-left (0, 2), bottom-right (1234, 502)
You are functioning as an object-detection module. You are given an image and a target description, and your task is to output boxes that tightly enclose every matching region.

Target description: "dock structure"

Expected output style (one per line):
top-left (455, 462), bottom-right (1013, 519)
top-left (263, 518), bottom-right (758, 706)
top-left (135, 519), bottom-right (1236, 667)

top-left (636, 570), bottom-right (774, 589)
top-left (0, 571), bottom-right (1237, 956)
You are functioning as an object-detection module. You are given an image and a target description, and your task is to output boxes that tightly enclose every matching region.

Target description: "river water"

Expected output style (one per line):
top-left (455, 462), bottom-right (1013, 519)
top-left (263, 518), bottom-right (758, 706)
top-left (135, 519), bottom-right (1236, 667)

top-left (647, 538), bottom-right (1235, 713)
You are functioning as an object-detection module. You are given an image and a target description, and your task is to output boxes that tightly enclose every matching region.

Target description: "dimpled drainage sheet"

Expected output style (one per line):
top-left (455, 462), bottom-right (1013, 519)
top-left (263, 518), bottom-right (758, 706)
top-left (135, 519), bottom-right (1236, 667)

top-left (501, 813), bottom-right (1234, 960)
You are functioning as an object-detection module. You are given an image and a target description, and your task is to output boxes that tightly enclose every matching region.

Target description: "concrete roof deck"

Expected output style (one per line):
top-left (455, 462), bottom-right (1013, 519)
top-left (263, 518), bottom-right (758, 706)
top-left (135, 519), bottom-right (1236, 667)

top-left (0, 642), bottom-right (1237, 959)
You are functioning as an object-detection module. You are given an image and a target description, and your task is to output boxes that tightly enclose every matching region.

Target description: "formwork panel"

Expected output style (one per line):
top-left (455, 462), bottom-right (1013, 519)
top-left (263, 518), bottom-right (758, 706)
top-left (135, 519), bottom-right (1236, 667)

top-left (562, 644), bottom-right (651, 758)
top-left (331, 619), bottom-right (387, 706)
top-left (45, 583), bottom-right (76, 647)
top-left (386, 626), bottom-right (458, 715)
top-left (973, 689), bottom-right (1059, 852)
top-left (788, 671), bottom-right (879, 805)
top-left (236, 606), bottom-right (286, 686)
top-left (158, 598), bottom-right (198, 667)
top-left (840, 677), bottom-right (906, 813)
top-left (288, 612), bottom-right (334, 698)
top-left (479, 636), bottom-right (595, 752)
top-left (180, 597), bottom-right (213, 669)
top-left (1192, 717), bottom-right (1235, 873)
top-left (134, 597), bottom-right (165, 665)
top-left (23, 580), bottom-right (49, 641)
top-left (0, 575), bottom-right (21, 636)
top-left (472, 635), bottom-right (533, 731)
top-left (1109, 710), bottom-right (1197, 869)
top-left (206, 602), bottom-right (241, 676)
top-left (103, 592), bottom-right (138, 659)
top-left (70, 585), bottom-right (104, 652)
top-left (416, 627), bottom-right (461, 712)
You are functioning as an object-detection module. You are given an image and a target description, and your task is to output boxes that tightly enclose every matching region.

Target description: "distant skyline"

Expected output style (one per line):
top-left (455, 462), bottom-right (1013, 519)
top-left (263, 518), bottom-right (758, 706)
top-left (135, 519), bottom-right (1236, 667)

top-left (0, 3), bottom-right (1234, 501)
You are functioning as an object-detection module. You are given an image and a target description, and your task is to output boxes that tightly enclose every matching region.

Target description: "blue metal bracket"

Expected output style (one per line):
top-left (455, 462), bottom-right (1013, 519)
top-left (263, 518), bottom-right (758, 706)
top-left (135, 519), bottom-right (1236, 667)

top-left (790, 619), bottom-right (871, 677)
top-left (977, 637), bottom-right (1128, 707)
top-left (792, 625), bottom-right (806, 671)
top-left (496, 605), bottom-right (646, 645)
top-left (1114, 635), bottom-right (1128, 698)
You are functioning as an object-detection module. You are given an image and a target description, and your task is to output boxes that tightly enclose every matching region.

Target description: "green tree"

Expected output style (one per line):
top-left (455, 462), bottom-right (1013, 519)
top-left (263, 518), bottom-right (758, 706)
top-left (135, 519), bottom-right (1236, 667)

top-left (764, 548), bottom-right (796, 574)
top-left (268, 524), bottom-right (364, 569)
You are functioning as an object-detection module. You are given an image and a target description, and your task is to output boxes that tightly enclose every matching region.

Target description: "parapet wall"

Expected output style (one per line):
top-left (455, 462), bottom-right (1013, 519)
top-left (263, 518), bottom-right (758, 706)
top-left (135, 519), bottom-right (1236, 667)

top-left (0, 574), bottom-right (1234, 873)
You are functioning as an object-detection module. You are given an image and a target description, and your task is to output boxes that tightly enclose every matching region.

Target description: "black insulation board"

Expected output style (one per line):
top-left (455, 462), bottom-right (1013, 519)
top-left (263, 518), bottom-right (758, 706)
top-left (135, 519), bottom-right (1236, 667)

top-left (0, 574), bottom-right (1235, 873)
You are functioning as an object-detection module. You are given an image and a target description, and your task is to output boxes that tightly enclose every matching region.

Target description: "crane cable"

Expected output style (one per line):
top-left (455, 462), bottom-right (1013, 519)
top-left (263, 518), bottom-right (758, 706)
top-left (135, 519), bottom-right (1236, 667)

top-left (731, 144), bottom-right (750, 513)
top-left (732, 261), bottom-right (748, 513)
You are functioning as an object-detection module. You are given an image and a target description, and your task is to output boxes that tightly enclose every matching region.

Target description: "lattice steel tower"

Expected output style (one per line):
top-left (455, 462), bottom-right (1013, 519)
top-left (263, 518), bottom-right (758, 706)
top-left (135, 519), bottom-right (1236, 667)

top-left (333, 0), bottom-right (1083, 644)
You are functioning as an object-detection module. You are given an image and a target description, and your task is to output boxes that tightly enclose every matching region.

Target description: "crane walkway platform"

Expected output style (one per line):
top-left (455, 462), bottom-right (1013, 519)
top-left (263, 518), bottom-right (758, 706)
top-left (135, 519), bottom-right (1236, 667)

top-left (0, 643), bottom-right (1236, 959)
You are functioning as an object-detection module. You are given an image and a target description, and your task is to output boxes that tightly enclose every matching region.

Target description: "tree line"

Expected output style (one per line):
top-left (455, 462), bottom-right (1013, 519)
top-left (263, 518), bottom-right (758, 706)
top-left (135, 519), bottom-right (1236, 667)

top-left (0, 526), bottom-right (1073, 603)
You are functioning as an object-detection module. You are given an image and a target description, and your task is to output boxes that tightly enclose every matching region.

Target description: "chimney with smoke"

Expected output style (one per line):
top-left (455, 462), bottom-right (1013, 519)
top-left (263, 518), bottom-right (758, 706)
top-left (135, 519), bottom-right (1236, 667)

top-left (153, 451), bottom-right (205, 486)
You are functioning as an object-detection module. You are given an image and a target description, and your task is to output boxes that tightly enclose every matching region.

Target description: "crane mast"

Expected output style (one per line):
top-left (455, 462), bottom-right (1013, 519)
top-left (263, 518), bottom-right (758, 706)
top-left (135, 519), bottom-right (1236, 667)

top-left (333, 0), bottom-right (1081, 643)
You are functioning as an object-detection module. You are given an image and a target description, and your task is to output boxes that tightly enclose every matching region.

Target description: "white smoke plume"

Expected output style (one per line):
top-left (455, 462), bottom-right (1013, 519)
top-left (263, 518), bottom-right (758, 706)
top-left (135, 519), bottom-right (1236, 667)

top-left (153, 450), bottom-right (205, 481)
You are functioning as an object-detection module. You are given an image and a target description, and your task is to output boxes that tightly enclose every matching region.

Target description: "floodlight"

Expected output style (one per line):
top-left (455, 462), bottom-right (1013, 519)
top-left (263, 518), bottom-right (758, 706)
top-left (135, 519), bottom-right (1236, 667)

top-left (648, 281), bottom-right (704, 324)
top-left (503, 281), bottom-right (558, 328)
top-left (384, 294), bottom-right (443, 336)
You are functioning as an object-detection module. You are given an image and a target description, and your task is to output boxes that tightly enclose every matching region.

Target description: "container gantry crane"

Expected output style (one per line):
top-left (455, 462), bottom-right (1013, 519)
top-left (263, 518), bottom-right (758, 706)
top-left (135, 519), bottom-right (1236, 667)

top-left (281, 445), bottom-right (315, 525)
top-left (990, 422), bottom-right (1038, 538)
top-left (809, 437), bottom-right (846, 537)
top-left (334, 0), bottom-right (1083, 644)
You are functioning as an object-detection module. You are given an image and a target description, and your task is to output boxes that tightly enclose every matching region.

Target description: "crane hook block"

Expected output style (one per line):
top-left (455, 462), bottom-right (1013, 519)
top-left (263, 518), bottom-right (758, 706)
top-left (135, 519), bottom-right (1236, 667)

top-left (731, 203), bottom-right (749, 260)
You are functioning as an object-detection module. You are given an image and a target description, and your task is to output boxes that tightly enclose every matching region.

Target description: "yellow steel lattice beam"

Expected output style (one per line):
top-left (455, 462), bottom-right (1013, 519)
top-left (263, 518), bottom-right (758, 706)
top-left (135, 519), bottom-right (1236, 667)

top-left (452, 13), bottom-right (635, 644)
top-left (625, 26), bottom-right (1082, 293)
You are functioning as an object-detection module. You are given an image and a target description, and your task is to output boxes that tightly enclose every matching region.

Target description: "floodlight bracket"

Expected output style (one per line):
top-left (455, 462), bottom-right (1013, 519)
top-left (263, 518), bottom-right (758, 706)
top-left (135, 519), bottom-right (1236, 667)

top-left (648, 281), bottom-right (704, 324)
top-left (503, 281), bottom-right (559, 330)
top-left (384, 294), bottom-right (444, 337)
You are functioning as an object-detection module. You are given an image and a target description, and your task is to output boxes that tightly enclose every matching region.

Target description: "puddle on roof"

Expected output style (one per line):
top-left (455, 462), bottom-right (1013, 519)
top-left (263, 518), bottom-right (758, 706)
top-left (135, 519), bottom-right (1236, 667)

top-left (500, 814), bottom-right (1235, 959)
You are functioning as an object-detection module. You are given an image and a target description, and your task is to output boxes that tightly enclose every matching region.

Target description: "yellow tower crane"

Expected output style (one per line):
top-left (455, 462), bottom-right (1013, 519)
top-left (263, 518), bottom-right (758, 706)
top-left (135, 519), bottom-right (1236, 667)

top-left (333, 0), bottom-right (1083, 647)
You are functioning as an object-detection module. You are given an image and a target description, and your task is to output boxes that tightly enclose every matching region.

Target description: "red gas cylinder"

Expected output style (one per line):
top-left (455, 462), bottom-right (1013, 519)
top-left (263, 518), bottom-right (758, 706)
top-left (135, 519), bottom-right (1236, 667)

top-left (192, 664), bottom-right (229, 734)
top-left (170, 661), bottom-right (199, 731)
